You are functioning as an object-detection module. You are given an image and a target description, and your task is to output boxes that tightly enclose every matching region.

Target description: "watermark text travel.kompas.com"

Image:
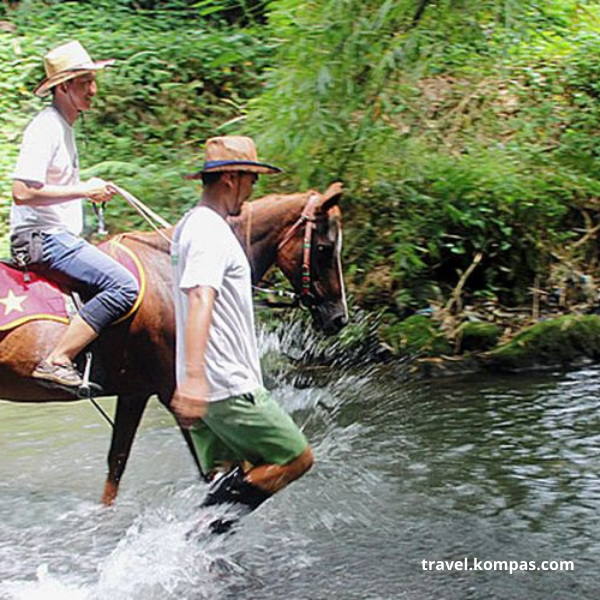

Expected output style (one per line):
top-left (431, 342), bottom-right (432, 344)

top-left (422, 558), bottom-right (574, 574)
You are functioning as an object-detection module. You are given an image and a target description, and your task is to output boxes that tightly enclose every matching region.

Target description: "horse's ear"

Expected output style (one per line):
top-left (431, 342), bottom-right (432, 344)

top-left (318, 181), bottom-right (343, 212)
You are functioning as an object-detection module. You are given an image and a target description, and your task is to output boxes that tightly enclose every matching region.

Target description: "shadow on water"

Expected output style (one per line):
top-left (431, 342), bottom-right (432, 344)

top-left (1, 315), bottom-right (600, 598)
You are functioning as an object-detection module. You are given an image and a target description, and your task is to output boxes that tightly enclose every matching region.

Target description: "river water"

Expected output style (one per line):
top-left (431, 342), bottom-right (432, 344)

top-left (1, 334), bottom-right (600, 599)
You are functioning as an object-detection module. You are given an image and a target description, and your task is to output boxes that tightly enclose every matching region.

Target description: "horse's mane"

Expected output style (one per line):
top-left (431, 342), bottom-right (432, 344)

top-left (231, 190), bottom-right (313, 232)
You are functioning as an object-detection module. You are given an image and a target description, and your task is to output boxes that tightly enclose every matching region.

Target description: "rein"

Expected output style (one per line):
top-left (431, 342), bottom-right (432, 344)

top-left (112, 185), bottom-right (174, 245)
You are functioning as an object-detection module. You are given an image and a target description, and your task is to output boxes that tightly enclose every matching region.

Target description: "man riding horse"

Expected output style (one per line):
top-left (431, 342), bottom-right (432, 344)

top-left (10, 40), bottom-right (138, 392)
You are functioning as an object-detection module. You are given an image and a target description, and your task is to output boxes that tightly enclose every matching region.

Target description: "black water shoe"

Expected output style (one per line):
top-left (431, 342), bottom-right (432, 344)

top-left (202, 466), bottom-right (272, 510)
top-left (199, 466), bottom-right (272, 534)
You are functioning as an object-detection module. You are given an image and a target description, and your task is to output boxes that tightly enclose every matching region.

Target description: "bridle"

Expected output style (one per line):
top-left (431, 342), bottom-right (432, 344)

top-left (251, 193), bottom-right (321, 308)
top-left (278, 193), bottom-right (320, 306)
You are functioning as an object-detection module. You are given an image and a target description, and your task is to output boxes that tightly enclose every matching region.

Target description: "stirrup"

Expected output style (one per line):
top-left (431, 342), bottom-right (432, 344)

top-left (77, 351), bottom-right (103, 397)
top-left (32, 355), bottom-right (103, 397)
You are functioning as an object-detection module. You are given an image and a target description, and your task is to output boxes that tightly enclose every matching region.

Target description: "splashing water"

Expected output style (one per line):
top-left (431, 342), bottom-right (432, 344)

top-left (3, 320), bottom-right (600, 598)
top-left (0, 564), bottom-right (87, 600)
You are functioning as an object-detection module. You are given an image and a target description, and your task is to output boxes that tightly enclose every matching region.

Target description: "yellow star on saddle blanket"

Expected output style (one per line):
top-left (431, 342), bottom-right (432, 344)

top-left (0, 289), bottom-right (27, 316)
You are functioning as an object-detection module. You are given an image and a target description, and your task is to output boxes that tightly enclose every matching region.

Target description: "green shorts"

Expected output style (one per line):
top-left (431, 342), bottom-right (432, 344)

top-left (190, 387), bottom-right (309, 474)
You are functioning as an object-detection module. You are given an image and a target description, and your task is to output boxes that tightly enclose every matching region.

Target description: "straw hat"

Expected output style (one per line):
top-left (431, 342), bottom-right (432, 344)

top-left (34, 40), bottom-right (115, 98)
top-left (185, 136), bottom-right (282, 178)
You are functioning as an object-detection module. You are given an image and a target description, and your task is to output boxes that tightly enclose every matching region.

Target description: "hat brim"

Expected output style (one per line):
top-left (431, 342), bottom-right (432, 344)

top-left (34, 59), bottom-right (115, 97)
top-left (184, 160), bottom-right (283, 179)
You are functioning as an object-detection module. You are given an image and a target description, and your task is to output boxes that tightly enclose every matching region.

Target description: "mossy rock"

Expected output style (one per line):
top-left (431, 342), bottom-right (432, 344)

top-left (381, 314), bottom-right (452, 357)
top-left (486, 315), bottom-right (600, 370)
top-left (458, 321), bottom-right (502, 352)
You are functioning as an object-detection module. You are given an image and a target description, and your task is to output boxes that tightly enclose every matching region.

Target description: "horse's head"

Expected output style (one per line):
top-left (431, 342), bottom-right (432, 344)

top-left (277, 182), bottom-right (348, 334)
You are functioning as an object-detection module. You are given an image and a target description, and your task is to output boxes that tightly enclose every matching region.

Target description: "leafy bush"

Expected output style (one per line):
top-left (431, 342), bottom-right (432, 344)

top-left (380, 314), bottom-right (452, 357)
top-left (247, 0), bottom-right (600, 312)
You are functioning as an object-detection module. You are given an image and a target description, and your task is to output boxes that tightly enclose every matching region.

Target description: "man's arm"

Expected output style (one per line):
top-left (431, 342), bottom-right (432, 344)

top-left (171, 285), bottom-right (216, 428)
top-left (12, 177), bottom-right (116, 206)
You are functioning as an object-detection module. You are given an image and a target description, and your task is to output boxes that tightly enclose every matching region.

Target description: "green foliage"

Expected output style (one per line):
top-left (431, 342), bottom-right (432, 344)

top-left (247, 0), bottom-right (600, 313)
top-left (247, 0), bottom-right (415, 189)
top-left (458, 321), bottom-right (502, 352)
top-left (4, 0), bottom-right (600, 338)
top-left (348, 142), bottom-right (595, 310)
top-left (381, 314), bottom-right (452, 357)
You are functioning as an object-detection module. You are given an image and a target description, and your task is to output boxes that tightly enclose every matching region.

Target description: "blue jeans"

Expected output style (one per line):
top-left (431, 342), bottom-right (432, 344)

top-left (38, 231), bottom-right (139, 333)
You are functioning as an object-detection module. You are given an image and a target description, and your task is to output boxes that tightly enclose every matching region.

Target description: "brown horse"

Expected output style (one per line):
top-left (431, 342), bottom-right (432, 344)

top-left (0, 182), bottom-right (347, 504)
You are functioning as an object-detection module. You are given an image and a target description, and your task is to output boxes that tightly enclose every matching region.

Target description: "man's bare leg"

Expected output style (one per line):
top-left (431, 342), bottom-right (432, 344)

top-left (46, 314), bottom-right (98, 365)
top-left (245, 446), bottom-right (314, 494)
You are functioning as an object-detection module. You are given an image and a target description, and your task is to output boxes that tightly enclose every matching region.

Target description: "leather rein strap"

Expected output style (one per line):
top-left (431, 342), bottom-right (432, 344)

top-left (277, 193), bottom-right (320, 304)
top-left (252, 193), bottom-right (320, 307)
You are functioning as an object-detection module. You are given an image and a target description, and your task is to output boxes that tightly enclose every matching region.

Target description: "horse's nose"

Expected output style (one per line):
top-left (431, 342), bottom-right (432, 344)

top-left (333, 313), bottom-right (348, 330)
top-left (322, 312), bottom-right (348, 334)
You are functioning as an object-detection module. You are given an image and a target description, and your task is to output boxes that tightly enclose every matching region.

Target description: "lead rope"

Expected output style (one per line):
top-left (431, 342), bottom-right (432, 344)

top-left (111, 184), bottom-right (174, 245)
top-left (246, 201), bottom-right (253, 262)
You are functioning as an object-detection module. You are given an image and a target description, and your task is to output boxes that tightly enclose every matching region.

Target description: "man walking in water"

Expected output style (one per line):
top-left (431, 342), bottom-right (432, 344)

top-left (11, 40), bottom-right (139, 390)
top-left (171, 136), bottom-right (313, 530)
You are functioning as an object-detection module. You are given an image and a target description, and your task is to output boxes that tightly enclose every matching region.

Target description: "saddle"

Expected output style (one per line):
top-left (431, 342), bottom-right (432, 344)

top-left (0, 237), bottom-right (145, 332)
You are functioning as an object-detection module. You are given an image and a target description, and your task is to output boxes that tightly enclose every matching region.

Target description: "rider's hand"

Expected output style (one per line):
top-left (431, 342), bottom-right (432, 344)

top-left (81, 177), bottom-right (117, 204)
top-left (171, 375), bottom-right (209, 428)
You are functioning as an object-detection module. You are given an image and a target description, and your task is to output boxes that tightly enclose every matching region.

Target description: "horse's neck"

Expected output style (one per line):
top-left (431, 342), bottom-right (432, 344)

top-left (234, 193), bottom-right (307, 281)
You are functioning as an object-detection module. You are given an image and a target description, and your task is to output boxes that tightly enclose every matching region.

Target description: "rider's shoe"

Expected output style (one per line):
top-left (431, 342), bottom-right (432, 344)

top-left (32, 360), bottom-right (83, 388)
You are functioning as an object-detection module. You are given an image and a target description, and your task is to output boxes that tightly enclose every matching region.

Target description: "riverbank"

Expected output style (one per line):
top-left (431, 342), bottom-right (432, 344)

top-left (387, 308), bottom-right (600, 379)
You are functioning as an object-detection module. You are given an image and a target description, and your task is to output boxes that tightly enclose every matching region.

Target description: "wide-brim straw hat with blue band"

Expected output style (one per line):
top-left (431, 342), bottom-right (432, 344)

top-left (185, 136), bottom-right (283, 178)
top-left (34, 40), bottom-right (115, 98)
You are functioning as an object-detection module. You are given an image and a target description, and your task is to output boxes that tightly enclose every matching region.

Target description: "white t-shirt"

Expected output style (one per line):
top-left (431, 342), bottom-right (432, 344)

top-left (11, 106), bottom-right (83, 235)
top-left (172, 205), bottom-right (263, 402)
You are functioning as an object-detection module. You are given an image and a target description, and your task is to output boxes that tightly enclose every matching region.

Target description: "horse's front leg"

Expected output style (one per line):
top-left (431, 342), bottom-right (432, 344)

top-left (102, 393), bottom-right (150, 505)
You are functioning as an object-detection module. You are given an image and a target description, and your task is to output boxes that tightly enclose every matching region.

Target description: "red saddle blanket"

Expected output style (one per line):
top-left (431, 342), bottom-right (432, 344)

top-left (0, 237), bottom-right (145, 332)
